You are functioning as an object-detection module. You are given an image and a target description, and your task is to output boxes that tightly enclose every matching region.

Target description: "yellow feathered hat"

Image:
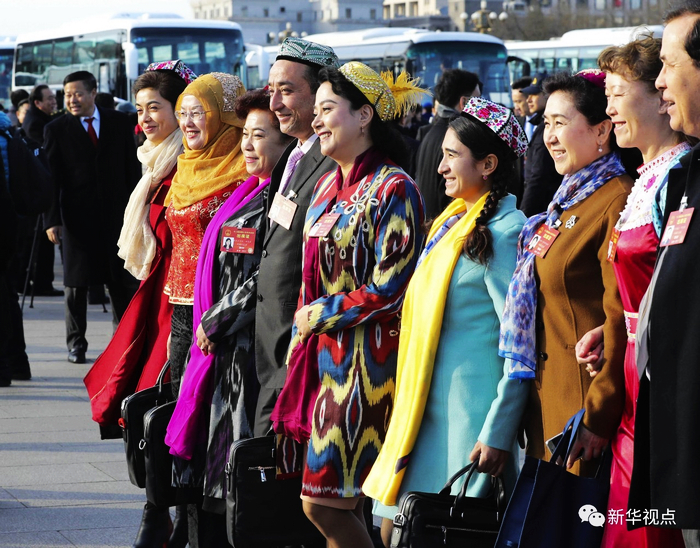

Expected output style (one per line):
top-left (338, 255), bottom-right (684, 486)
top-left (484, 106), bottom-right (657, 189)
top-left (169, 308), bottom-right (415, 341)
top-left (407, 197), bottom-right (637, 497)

top-left (338, 61), bottom-right (429, 122)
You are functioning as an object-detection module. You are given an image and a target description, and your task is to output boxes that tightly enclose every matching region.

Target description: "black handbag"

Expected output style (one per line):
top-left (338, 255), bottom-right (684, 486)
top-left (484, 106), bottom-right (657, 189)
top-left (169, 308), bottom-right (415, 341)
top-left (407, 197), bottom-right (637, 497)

top-left (142, 401), bottom-right (200, 508)
top-left (225, 435), bottom-right (324, 548)
top-left (119, 362), bottom-right (173, 488)
top-left (390, 462), bottom-right (506, 548)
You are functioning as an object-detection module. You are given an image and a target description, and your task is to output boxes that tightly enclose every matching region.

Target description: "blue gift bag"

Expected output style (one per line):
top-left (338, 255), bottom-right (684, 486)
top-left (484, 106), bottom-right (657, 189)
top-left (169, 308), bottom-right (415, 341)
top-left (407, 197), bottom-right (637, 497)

top-left (495, 410), bottom-right (611, 548)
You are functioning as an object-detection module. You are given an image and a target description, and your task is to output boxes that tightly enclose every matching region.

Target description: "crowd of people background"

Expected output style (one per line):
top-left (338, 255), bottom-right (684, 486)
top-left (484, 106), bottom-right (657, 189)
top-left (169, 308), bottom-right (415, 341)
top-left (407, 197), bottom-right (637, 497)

top-left (3, 1), bottom-right (700, 547)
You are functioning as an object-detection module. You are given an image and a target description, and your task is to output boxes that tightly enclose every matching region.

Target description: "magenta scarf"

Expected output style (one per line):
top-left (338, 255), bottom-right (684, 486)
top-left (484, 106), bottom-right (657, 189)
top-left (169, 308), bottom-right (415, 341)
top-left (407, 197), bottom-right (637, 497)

top-left (165, 175), bottom-right (269, 459)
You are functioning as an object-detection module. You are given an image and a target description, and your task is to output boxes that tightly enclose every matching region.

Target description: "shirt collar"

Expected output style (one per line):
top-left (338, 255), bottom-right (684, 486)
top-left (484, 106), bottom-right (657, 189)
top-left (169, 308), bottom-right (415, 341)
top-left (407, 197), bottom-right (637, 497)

top-left (81, 106), bottom-right (99, 123)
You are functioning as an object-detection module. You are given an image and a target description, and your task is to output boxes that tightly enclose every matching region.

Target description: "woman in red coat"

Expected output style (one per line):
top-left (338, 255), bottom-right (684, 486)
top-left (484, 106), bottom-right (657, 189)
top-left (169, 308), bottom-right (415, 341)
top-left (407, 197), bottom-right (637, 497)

top-left (82, 60), bottom-right (196, 547)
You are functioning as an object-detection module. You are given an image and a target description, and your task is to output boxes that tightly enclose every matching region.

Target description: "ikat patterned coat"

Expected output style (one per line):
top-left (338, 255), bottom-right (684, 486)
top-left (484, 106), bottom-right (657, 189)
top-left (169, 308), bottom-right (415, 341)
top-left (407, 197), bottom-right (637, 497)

top-left (296, 158), bottom-right (425, 498)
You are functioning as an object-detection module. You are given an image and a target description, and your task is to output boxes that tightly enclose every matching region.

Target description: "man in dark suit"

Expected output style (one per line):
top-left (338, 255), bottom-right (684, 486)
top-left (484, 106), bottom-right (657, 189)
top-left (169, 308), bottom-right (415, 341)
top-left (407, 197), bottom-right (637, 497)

top-left (22, 85), bottom-right (57, 145)
top-left (254, 38), bottom-right (339, 436)
top-left (14, 84), bottom-right (63, 297)
top-left (509, 76), bottom-right (533, 206)
top-left (414, 69), bottom-right (481, 220)
top-left (44, 71), bottom-right (140, 364)
top-left (519, 73), bottom-right (563, 217)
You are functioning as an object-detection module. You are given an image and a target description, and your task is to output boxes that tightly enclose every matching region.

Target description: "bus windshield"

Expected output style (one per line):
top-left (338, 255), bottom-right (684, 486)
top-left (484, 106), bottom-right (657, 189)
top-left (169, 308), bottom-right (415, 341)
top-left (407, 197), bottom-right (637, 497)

top-left (0, 48), bottom-right (12, 107)
top-left (131, 27), bottom-right (245, 80)
top-left (405, 41), bottom-right (511, 105)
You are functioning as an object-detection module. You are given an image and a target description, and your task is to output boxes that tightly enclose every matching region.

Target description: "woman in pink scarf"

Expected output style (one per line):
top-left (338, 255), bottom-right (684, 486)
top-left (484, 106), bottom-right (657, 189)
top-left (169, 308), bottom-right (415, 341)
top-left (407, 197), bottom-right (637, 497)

top-left (165, 88), bottom-right (293, 545)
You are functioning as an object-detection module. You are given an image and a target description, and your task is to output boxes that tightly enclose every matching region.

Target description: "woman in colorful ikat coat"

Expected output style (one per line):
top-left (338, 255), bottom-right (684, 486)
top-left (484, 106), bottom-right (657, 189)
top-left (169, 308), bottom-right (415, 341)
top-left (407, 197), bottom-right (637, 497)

top-left (282, 62), bottom-right (426, 548)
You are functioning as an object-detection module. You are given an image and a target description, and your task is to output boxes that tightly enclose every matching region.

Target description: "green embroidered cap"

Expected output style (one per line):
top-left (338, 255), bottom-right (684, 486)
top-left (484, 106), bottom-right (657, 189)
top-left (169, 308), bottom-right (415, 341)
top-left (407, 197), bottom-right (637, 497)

top-left (276, 37), bottom-right (340, 68)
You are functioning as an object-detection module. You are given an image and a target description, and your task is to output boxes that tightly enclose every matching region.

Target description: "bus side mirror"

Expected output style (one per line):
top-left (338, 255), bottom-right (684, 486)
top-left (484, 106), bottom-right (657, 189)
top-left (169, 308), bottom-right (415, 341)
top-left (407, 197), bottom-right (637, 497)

top-left (123, 42), bottom-right (139, 81)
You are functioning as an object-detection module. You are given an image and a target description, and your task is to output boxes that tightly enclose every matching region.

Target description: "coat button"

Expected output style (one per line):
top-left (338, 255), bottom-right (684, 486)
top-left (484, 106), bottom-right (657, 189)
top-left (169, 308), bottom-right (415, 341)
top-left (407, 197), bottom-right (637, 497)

top-left (538, 351), bottom-right (548, 361)
top-left (257, 294), bottom-right (263, 302)
top-left (262, 250), bottom-right (268, 258)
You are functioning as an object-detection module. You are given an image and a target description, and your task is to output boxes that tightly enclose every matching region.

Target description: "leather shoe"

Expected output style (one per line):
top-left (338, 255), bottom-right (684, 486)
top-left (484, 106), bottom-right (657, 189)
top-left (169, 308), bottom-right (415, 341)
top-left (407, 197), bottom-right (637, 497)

top-left (67, 348), bottom-right (86, 364)
top-left (11, 368), bottom-right (31, 381)
top-left (133, 504), bottom-right (171, 548)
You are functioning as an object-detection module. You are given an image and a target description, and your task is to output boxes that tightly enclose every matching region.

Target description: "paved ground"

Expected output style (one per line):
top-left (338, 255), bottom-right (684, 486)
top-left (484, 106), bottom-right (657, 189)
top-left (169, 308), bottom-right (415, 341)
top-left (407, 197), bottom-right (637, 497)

top-left (0, 277), bottom-right (146, 547)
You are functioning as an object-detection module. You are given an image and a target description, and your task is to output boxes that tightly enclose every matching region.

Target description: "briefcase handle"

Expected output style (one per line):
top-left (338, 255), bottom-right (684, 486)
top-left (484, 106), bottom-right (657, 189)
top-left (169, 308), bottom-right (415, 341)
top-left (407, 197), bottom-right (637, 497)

top-left (154, 361), bottom-right (171, 396)
top-left (439, 461), bottom-right (506, 514)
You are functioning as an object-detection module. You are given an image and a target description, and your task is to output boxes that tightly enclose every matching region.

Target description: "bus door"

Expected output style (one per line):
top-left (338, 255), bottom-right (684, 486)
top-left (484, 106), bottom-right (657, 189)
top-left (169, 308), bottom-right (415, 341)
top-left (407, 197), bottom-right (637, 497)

top-left (507, 55), bottom-right (530, 83)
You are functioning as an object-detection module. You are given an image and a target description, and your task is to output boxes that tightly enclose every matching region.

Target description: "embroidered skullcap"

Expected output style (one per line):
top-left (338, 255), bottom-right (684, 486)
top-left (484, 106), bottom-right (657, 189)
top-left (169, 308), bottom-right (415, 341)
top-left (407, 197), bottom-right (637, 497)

top-left (339, 62), bottom-right (396, 122)
top-left (338, 62), bottom-right (429, 122)
top-left (145, 59), bottom-right (198, 85)
top-left (277, 37), bottom-right (340, 68)
top-left (576, 68), bottom-right (606, 89)
top-left (462, 97), bottom-right (528, 158)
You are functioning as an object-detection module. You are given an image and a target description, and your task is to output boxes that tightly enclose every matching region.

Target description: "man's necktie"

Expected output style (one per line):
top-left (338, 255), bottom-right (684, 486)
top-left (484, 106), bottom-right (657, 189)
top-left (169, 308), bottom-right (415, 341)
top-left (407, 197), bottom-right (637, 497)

top-left (279, 146), bottom-right (304, 197)
top-left (85, 117), bottom-right (98, 147)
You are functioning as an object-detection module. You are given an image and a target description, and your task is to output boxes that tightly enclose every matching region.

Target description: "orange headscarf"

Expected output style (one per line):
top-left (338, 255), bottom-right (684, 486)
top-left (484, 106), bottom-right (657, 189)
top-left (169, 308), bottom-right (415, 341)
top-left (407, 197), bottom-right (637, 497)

top-left (166, 72), bottom-right (249, 209)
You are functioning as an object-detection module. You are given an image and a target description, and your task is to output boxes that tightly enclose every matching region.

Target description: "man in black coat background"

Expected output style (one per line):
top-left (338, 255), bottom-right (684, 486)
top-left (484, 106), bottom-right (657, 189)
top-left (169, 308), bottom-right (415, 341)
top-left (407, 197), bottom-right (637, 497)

top-left (519, 73), bottom-right (563, 217)
top-left (44, 71), bottom-right (140, 364)
top-left (413, 69), bottom-right (481, 221)
top-left (13, 84), bottom-right (62, 297)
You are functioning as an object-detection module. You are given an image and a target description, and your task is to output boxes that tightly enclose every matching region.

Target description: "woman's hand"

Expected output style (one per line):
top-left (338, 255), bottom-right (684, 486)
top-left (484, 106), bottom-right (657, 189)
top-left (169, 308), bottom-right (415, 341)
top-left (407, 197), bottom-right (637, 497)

top-left (196, 323), bottom-right (217, 356)
top-left (575, 325), bottom-right (604, 378)
top-left (295, 305), bottom-right (313, 342)
top-left (566, 424), bottom-right (608, 469)
top-left (469, 441), bottom-right (509, 477)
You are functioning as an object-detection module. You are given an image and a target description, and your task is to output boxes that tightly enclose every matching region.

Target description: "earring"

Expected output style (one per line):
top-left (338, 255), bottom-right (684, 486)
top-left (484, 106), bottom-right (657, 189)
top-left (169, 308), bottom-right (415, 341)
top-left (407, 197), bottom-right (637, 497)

top-left (598, 143), bottom-right (603, 153)
top-left (482, 174), bottom-right (488, 181)
top-left (360, 125), bottom-right (365, 136)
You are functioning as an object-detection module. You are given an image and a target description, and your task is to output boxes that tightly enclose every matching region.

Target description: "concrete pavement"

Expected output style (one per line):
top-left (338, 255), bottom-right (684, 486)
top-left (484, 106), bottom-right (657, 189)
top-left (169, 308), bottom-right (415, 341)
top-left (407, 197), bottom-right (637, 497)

top-left (0, 285), bottom-right (146, 547)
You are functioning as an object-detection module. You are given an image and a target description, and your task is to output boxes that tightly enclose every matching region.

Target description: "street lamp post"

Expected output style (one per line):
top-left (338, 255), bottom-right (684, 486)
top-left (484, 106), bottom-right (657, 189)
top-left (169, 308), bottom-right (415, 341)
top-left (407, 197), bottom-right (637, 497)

top-left (460, 11), bottom-right (469, 32)
top-left (470, 0), bottom-right (508, 33)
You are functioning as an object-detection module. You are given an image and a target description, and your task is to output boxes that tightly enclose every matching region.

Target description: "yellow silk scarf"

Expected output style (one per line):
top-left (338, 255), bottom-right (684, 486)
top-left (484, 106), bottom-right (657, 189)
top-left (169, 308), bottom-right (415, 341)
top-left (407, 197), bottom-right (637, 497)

top-left (362, 191), bottom-right (489, 506)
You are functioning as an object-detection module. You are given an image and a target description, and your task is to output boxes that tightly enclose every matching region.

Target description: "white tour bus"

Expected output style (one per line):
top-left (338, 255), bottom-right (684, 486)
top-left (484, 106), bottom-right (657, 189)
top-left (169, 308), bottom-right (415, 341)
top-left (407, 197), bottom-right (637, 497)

top-left (251, 27), bottom-right (512, 105)
top-left (13, 13), bottom-right (246, 102)
top-left (506, 25), bottom-right (663, 81)
top-left (0, 37), bottom-right (14, 109)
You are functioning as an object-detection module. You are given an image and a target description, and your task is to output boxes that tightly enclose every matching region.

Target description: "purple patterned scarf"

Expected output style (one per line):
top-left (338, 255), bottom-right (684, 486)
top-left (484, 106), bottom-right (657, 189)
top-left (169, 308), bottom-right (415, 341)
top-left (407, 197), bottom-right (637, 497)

top-left (499, 152), bottom-right (626, 379)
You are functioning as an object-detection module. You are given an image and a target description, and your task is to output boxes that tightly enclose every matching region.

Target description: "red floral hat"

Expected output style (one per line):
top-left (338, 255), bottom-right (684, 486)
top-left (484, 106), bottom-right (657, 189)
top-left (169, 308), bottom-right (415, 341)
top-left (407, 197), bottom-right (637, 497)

top-left (462, 97), bottom-right (528, 158)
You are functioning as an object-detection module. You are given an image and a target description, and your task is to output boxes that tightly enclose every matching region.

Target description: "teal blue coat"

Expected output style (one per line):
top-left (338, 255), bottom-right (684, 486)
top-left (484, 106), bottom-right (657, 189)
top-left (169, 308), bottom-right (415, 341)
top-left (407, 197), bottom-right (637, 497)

top-left (374, 194), bottom-right (529, 518)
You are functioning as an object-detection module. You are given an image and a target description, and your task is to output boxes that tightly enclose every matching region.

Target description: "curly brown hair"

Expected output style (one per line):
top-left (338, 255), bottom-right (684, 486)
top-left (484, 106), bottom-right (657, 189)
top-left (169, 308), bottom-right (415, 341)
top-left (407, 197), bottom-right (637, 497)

top-left (598, 34), bottom-right (662, 94)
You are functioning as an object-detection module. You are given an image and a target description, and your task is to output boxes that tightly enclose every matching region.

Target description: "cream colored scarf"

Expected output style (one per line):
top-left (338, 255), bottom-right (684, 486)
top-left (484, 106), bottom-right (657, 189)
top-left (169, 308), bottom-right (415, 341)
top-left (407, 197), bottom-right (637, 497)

top-left (363, 192), bottom-right (489, 506)
top-left (117, 128), bottom-right (183, 280)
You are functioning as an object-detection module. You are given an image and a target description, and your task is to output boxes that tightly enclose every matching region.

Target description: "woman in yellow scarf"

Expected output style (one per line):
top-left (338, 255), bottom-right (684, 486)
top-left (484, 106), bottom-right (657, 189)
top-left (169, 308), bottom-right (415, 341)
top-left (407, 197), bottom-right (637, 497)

top-left (362, 98), bottom-right (530, 547)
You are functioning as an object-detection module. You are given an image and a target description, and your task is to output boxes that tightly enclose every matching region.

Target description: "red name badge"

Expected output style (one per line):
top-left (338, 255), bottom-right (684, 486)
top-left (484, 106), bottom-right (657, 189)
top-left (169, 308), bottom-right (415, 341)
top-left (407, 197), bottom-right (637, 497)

top-left (660, 207), bottom-right (694, 247)
top-left (526, 224), bottom-right (560, 258)
top-left (220, 227), bottom-right (257, 254)
top-left (268, 192), bottom-right (298, 231)
top-left (309, 213), bottom-right (341, 238)
top-left (607, 228), bottom-right (621, 263)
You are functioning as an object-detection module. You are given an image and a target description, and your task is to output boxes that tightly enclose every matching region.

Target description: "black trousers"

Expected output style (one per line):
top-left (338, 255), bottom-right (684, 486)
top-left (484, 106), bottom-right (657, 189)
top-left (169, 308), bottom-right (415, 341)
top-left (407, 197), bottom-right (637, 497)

top-left (64, 277), bottom-right (137, 351)
top-left (169, 303), bottom-right (193, 397)
top-left (0, 272), bottom-right (29, 381)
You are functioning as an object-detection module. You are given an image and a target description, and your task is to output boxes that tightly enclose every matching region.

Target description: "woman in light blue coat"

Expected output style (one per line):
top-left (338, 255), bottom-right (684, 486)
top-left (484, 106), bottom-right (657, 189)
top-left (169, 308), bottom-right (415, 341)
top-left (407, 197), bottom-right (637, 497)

top-left (363, 98), bottom-right (531, 547)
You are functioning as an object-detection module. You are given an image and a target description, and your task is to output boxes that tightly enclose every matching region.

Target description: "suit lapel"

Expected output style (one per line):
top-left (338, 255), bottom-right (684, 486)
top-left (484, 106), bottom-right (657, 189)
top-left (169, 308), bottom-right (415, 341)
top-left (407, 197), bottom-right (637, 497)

top-left (68, 109), bottom-right (100, 154)
top-left (263, 139), bottom-right (334, 246)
